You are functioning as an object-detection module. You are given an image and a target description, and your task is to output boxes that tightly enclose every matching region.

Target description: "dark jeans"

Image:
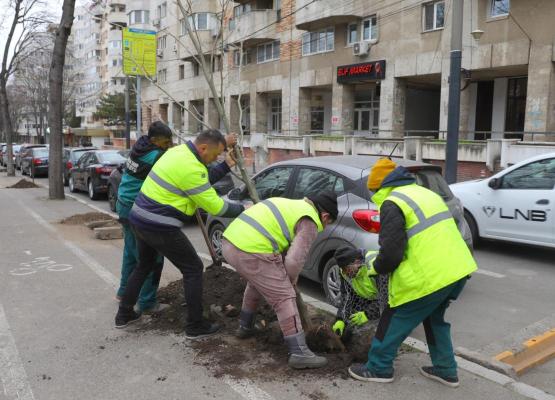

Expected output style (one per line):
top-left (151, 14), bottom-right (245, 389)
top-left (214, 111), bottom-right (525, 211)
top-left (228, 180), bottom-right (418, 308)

top-left (122, 226), bottom-right (205, 328)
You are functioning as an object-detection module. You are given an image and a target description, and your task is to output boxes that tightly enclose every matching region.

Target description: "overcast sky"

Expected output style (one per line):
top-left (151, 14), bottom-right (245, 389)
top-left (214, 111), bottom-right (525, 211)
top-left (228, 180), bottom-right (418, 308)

top-left (0, 0), bottom-right (76, 68)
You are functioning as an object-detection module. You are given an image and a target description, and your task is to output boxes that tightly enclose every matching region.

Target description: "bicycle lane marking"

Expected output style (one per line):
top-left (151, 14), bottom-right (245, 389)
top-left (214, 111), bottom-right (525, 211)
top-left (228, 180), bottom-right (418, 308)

top-left (20, 204), bottom-right (119, 289)
top-left (0, 302), bottom-right (35, 400)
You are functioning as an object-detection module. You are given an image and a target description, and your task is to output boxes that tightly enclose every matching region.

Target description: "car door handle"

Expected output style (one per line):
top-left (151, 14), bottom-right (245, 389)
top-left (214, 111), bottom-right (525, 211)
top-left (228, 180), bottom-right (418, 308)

top-left (536, 199), bottom-right (550, 205)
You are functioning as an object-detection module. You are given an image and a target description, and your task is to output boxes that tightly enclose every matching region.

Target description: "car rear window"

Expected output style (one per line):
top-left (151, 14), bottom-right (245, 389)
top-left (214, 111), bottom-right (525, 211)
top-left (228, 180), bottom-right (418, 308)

top-left (98, 152), bottom-right (126, 164)
top-left (33, 148), bottom-right (49, 157)
top-left (414, 169), bottom-right (453, 201)
top-left (71, 150), bottom-right (90, 161)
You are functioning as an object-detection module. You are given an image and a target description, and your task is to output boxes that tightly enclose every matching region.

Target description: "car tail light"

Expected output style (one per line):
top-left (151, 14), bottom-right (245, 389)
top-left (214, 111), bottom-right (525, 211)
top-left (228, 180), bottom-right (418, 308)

top-left (33, 158), bottom-right (42, 165)
top-left (66, 161), bottom-right (72, 169)
top-left (95, 166), bottom-right (112, 174)
top-left (352, 209), bottom-right (381, 233)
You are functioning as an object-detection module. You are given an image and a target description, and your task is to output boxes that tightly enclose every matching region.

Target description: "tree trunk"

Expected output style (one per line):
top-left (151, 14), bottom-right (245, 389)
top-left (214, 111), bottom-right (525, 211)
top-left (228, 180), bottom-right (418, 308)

top-left (48, 0), bottom-right (76, 199)
top-left (0, 80), bottom-right (15, 176)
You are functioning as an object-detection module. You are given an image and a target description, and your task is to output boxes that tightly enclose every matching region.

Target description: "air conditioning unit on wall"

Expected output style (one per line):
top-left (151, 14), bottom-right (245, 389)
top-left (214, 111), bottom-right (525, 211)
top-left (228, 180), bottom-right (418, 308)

top-left (152, 18), bottom-right (160, 27)
top-left (156, 48), bottom-right (163, 57)
top-left (353, 41), bottom-right (370, 56)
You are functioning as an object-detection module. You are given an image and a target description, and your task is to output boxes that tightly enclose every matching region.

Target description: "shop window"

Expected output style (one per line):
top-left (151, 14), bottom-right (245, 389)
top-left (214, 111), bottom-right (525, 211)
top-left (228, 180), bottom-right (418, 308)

top-left (490, 0), bottom-right (509, 17)
top-left (302, 27), bottom-right (334, 56)
top-left (505, 77), bottom-right (527, 134)
top-left (423, 1), bottom-right (444, 31)
top-left (257, 40), bottom-right (280, 63)
top-left (346, 23), bottom-right (358, 45)
top-left (362, 16), bottom-right (378, 41)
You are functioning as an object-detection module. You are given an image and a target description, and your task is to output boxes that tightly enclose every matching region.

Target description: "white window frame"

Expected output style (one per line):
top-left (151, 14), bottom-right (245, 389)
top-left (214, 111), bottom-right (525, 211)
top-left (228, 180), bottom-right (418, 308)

top-left (256, 40), bottom-right (280, 64)
top-left (269, 96), bottom-right (282, 133)
top-left (158, 68), bottom-right (167, 83)
top-left (302, 27), bottom-right (334, 56)
top-left (129, 10), bottom-right (149, 25)
top-left (158, 35), bottom-right (167, 49)
top-left (346, 23), bottom-right (358, 46)
top-left (181, 13), bottom-right (215, 34)
top-left (422, 1), bottom-right (445, 32)
top-left (490, 0), bottom-right (509, 17)
top-left (362, 15), bottom-right (378, 41)
top-left (157, 2), bottom-right (167, 18)
top-left (233, 49), bottom-right (251, 67)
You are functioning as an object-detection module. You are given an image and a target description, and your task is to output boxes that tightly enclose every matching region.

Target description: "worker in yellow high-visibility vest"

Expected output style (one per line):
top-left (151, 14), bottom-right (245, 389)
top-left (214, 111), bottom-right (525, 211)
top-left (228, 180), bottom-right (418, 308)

top-left (115, 130), bottom-right (245, 339)
top-left (222, 191), bottom-right (338, 370)
top-left (348, 158), bottom-right (477, 387)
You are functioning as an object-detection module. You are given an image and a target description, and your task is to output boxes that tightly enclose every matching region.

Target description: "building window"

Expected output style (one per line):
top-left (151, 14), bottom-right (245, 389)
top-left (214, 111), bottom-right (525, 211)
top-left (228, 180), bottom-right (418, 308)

top-left (129, 10), bottom-right (149, 25)
top-left (362, 16), bottom-right (378, 41)
top-left (275, 0), bottom-right (281, 19)
top-left (233, 3), bottom-right (251, 18)
top-left (233, 49), bottom-right (251, 67)
top-left (310, 106), bottom-right (324, 133)
top-left (270, 97), bottom-right (282, 133)
top-left (346, 23), bottom-right (358, 45)
top-left (158, 68), bottom-right (167, 83)
top-left (110, 40), bottom-right (121, 49)
top-left (302, 27), bottom-right (334, 56)
top-left (158, 35), bottom-right (166, 49)
top-left (423, 1), bottom-right (445, 31)
top-left (181, 13), bottom-right (215, 34)
top-left (211, 55), bottom-right (222, 72)
top-left (192, 61), bottom-right (199, 77)
top-left (490, 0), bottom-right (509, 17)
top-left (256, 40), bottom-right (280, 64)
top-left (179, 64), bottom-right (185, 80)
top-left (157, 2), bottom-right (167, 18)
top-left (112, 59), bottom-right (117, 66)
top-left (505, 77), bottom-right (527, 134)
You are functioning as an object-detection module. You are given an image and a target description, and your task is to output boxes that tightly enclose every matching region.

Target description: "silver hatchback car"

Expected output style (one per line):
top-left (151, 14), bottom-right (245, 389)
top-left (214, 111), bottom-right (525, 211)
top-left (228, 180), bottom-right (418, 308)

top-left (206, 155), bottom-right (472, 306)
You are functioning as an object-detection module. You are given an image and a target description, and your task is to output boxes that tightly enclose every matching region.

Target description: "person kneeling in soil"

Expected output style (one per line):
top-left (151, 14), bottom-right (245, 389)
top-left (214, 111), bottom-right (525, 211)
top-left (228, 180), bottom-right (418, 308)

top-left (331, 247), bottom-right (388, 341)
top-left (221, 192), bottom-right (338, 370)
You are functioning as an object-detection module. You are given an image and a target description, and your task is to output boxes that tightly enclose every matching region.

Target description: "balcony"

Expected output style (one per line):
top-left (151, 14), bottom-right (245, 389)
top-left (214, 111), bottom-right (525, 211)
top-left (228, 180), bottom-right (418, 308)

top-left (107, 11), bottom-right (127, 27)
top-left (178, 30), bottom-right (217, 61)
top-left (227, 9), bottom-right (278, 46)
top-left (295, 0), bottom-right (364, 30)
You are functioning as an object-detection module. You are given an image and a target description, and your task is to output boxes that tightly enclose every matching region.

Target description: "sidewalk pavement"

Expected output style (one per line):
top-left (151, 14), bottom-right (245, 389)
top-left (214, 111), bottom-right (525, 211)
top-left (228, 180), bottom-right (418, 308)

top-left (0, 173), bottom-right (552, 400)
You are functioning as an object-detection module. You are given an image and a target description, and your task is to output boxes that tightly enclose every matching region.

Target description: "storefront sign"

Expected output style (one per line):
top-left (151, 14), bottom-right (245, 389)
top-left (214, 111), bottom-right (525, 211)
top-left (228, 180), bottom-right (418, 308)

top-left (336, 60), bottom-right (386, 83)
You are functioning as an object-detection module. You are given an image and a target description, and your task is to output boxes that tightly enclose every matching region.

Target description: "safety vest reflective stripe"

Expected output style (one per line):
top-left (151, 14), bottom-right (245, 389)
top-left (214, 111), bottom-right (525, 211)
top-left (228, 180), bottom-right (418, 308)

top-left (148, 171), bottom-right (213, 198)
top-left (261, 200), bottom-right (292, 242)
top-left (131, 204), bottom-right (183, 227)
top-left (389, 191), bottom-right (454, 239)
top-left (215, 201), bottom-right (229, 216)
top-left (237, 213), bottom-right (279, 252)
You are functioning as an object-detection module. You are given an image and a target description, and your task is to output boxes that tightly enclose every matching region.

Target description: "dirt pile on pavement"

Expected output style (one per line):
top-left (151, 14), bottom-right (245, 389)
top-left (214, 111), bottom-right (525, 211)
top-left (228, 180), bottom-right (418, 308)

top-left (138, 266), bottom-right (411, 381)
top-left (7, 179), bottom-right (39, 189)
top-left (60, 212), bottom-right (115, 225)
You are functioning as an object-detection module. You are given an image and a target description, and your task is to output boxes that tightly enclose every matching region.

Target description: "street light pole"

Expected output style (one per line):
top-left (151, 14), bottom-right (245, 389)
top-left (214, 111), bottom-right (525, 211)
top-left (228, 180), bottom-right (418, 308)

top-left (445, 0), bottom-right (464, 184)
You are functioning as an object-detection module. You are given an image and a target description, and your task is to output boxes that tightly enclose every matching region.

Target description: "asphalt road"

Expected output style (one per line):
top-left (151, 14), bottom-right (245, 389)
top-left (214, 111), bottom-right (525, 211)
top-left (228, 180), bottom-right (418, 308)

top-left (2, 173), bottom-right (554, 398)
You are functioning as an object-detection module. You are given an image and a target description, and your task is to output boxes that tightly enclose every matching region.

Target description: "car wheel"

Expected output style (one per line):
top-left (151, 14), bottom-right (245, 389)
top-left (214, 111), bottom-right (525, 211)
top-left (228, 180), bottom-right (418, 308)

top-left (208, 222), bottom-right (225, 259)
top-left (322, 257), bottom-right (342, 308)
top-left (88, 179), bottom-right (99, 200)
top-left (68, 175), bottom-right (77, 193)
top-left (464, 210), bottom-right (479, 246)
top-left (107, 184), bottom-right (117, 212)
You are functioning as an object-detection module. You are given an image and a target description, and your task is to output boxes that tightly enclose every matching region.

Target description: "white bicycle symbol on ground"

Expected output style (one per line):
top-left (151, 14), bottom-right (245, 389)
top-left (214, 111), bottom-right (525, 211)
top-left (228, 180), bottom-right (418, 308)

top-left (10, 256), bottom-right (73, 276)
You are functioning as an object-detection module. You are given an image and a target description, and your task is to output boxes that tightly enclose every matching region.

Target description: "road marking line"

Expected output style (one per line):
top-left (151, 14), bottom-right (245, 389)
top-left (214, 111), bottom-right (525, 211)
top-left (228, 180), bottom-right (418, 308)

top-left (223, 377), bottom-right (275, 400)
top-left (0, 303), bottom-right (35, 400)
top-left (475, 269), bottom-right (506, 278)
top-left (22, 206), bottom-right (119, 289)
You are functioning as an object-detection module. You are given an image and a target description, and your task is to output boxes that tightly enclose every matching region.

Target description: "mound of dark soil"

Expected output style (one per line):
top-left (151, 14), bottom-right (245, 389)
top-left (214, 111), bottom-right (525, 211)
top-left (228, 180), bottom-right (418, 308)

top-left (8, 179), bottom-right (39, 189)
top-left (137, 266), bottom-right (412, 381)
top-left (60, 212), bottom-right (114, 225)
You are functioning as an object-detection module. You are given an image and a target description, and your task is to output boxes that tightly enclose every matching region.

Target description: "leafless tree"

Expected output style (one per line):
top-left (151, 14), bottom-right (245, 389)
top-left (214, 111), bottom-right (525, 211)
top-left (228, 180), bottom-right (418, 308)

top-left (47, 0), bottom-right (76, 199)
top-left (0, 0), bottom-right (51, 176)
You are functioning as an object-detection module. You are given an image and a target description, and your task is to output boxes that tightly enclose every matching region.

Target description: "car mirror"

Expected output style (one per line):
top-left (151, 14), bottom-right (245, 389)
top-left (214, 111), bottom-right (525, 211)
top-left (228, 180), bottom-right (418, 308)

top-left (488, 178), bottom-right (501, 190)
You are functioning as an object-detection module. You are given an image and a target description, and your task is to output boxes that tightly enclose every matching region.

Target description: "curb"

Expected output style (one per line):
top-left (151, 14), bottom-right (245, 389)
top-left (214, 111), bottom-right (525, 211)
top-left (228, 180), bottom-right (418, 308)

top-left (495, 328), bottom-right (555, 376)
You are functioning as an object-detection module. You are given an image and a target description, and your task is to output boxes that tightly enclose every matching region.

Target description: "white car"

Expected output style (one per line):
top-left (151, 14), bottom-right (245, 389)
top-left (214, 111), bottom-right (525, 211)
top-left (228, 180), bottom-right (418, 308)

top-left (450, 152), bottom-right (555, 248)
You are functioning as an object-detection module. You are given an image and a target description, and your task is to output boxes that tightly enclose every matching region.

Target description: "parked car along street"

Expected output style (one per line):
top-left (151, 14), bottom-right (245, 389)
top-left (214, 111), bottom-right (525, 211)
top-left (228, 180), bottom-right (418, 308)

top-left (20, 147), bottom-right (49, 177)
top-left (62, 147), bottom-right (97, 186)
top-left (2, 144), bottom-right (22, 167)
top-left (206, 155), bottom-right (472, 306)
top-left (451, 152), bottom-right (555, 249)
top-left (16, 144), bottom-right (46, 170)
top-left (69, 150), bottom-right (126, 200)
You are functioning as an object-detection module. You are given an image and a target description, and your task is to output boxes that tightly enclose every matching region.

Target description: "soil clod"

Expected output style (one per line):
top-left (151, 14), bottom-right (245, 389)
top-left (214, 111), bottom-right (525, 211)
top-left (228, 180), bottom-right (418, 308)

top-left (8, 179), bottom-right (39, 189)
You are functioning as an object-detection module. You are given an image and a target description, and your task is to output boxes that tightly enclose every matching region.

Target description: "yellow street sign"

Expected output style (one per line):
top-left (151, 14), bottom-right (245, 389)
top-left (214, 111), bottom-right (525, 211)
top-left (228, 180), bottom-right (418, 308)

top-left (122, 28), bottom-right (157, 77)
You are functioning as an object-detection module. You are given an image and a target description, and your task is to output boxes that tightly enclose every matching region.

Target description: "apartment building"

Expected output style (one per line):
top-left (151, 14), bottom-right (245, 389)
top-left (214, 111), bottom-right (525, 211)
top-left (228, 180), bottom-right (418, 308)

top-left (136, 0), bottom-right (555, 142)
top-left (73, 0), bottom-right (128, 146)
